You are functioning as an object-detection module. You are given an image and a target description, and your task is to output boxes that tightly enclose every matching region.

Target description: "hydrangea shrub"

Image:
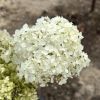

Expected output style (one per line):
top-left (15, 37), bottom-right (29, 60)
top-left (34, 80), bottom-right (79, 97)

top-left (0, 16), bottom-right (90, 99)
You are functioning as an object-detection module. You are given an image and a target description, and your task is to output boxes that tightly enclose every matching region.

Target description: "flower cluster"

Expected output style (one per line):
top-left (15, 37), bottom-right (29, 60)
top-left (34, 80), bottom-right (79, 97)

top-left (0, 30), bottom-right (37, 100)
top-left (0, 30), bottom-right (13, 62)
top-left (3, 16), bottom-right (90, 87)
top-left (0, 76), bottom-right (15, 100)
top-left (0, 62), bottom-right (38, 100)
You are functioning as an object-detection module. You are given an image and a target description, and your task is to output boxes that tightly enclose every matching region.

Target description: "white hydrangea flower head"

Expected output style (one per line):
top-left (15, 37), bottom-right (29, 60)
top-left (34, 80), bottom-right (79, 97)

top-left (0, 30), bottom-right (13, 62)
top-left (7, 16), bottom-right (90, 86)
top-left (0, 30), bottom-right (12, 46)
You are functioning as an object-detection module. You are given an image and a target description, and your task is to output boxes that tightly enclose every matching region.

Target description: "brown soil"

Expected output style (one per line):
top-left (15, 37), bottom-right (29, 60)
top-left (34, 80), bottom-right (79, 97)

top-left (0, 0), bottom-right (100, 100)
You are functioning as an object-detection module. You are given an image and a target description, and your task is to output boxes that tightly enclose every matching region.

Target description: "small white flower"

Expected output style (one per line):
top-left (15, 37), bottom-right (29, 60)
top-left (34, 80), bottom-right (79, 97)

top-left (1, 68), bottom-right (5, 73)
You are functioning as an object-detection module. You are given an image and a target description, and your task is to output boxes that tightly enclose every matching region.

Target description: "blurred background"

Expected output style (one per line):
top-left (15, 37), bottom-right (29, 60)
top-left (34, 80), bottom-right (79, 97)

top-left (0, 0), bottom-right (100, 100)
